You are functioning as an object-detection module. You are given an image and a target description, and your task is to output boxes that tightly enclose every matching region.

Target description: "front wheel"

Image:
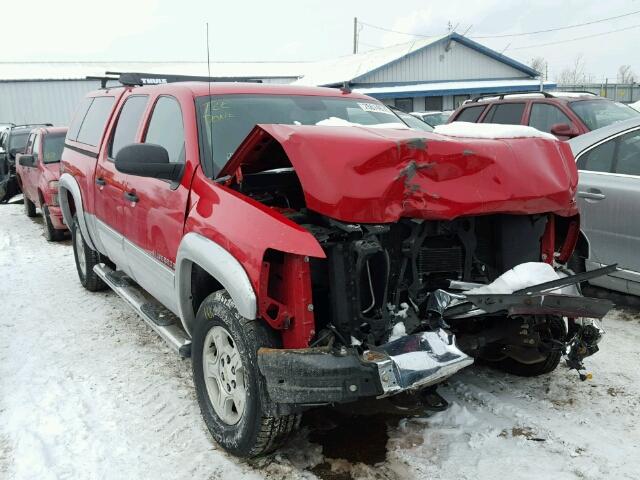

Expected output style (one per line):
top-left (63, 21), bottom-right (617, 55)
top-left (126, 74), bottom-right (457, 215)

top-left (71, 214), bottom-right (106, 291)
top-left (487, 316), bottom-right (567, 377)
top-left (192, 290), bottom-right (300, 457)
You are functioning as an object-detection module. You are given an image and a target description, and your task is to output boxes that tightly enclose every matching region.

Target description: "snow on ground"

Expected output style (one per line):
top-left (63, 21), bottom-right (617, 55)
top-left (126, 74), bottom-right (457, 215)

top-left (1, 202), bottom-right (639, 480)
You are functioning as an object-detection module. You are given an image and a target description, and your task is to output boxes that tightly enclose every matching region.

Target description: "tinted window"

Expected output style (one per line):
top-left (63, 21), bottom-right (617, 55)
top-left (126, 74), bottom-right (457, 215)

top-left (67, 97), bottom-right (93, 141)
top-left (8, 132), bottom-right (29, 154)
top-left (43, 133), bottom-right (66, 164)
top-left (110, 95), bottom-right (148, 159)
top-left (614, 130), bottom-right (640, 176)
top-left (76, 96), bottom-right (115, 147)
top-left (394, 98), bottom-right (414, 112)
top-left (483, 103), bottom-right (525, 124)
top-left (145, 97), bottom-right (185, 164)
top-left (578, 140), bottom-right (615, 173)
top-left (454, 105), bottom-right (485, 123)
top-left (529, 103), bottom-right (572, 133)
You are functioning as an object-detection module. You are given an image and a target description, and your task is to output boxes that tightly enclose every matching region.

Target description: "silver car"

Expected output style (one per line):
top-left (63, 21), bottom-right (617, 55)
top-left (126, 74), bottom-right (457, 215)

top-left (569, 117), bottom-right (640, 295)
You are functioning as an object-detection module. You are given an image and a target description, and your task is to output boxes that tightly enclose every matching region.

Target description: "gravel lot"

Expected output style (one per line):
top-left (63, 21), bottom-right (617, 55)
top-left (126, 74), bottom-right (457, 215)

top-left (1, 201), bottom-right (639, 480)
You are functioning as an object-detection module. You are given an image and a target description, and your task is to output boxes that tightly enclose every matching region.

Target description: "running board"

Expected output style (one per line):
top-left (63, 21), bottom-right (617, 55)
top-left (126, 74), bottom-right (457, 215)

top-left (94, 264), bottom-right (192, 357)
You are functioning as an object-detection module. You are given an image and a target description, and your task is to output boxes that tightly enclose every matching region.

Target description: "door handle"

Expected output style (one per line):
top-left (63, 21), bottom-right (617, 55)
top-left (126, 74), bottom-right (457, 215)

top-left (578, 190), bottom-right (606, 201)
top-left (96, 177), bottom-right (106, 186)
top-left (123, 191), bottom-right (139, 203)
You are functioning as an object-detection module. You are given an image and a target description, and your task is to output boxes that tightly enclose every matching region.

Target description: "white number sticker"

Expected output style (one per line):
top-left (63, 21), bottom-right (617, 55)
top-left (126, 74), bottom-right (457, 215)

top-left (358, 102), bottom-right (391, 114)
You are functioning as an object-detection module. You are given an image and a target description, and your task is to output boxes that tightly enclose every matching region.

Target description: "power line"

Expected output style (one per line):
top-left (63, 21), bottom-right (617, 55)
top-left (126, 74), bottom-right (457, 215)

top-left (510, 23), bottom-right (640, 50)
top-left (359, 9), bottom-right (640, 40)
top-left (474, 9), bottom-right (640, 38)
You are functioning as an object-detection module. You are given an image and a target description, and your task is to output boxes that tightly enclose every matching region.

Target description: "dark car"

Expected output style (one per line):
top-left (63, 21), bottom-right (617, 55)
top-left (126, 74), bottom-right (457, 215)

top-left (0, 123), bottom-right (52, 202)
top-left (448, 91), bottom-right (639, 140)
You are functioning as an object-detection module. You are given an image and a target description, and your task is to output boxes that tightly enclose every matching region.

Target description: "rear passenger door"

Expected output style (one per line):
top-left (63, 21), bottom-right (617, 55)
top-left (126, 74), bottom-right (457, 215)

top-left (122, 95), bottom-right (191, 312)
top-left (95, 94), bottom-right (149, 273)
top-left (576, 127), bottom-right (640, 290)
top-left (481, 102), bottom-right (526, 125)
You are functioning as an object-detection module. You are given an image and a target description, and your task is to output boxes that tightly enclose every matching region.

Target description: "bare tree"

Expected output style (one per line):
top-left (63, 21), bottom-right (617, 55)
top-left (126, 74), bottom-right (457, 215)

top-left (617, 65), bottom-right (636, 84)
top-left (529, 57), bottom-right (547, 79)
top-left (556, 55), bottom-right (590, 85)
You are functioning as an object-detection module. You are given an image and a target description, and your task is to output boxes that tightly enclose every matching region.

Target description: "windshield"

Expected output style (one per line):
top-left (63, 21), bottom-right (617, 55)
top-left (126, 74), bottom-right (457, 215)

top-left (394, 110), bottom-right (433, 132)
top-left (43, 133), bottom-right (65, 164)
top-left (196, 94), bottom-right (405, 174)
top-left (422, 113), bottom-right (450, 127)
top-left (570, 100), bottom-right (639, 130)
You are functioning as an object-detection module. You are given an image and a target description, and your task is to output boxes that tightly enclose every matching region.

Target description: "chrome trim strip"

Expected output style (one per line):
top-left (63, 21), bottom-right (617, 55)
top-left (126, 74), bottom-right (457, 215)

top-left (176, 232), bottom-right (257, 336)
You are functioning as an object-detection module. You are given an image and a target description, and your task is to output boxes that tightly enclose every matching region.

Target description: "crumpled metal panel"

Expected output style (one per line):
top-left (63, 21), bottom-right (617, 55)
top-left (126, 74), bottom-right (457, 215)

top-left (220, 124), bottom-right (579, 223)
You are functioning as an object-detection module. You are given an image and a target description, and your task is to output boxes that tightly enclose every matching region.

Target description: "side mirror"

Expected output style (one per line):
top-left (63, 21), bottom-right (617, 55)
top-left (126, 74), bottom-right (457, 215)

top-left (550, 123), bottom-right (579, 138)
top-left (115, 143), bottom-right (183, 183)
top-left (18, 154), bottom-right (36, 167)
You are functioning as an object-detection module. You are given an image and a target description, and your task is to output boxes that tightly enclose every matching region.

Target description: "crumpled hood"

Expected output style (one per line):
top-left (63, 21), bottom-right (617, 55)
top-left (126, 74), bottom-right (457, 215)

top-left (220, 124), bottom-right (578, 223)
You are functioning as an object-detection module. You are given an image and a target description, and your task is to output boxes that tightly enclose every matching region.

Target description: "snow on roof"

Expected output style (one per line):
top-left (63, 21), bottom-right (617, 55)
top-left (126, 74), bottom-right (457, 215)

top-left (294, 35), bottom-right (447, 87)
top-left (434, 121), bottom-right (557, 140)
top-left (0, 61), bottom-right (308, 81)
top-left (355, 79), bottom-right (555, 96)
top-left (631, 101), bottom-right (640, 112)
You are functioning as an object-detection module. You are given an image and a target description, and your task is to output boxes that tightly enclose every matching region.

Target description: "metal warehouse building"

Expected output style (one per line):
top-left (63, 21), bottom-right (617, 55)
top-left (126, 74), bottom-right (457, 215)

top-left (295, 32), bottom-right (554, 111)
top-left (0, 33), bottom-right (552, 125)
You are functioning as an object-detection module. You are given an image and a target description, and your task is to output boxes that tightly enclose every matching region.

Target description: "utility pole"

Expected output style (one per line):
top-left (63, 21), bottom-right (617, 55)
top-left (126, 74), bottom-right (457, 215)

top-left (353, 17), bottom-right (358, 54)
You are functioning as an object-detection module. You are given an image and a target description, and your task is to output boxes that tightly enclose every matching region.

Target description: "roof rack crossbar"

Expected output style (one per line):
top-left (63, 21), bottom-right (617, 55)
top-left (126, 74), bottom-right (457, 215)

top-left (103, 71), bottom-right (263, 86)
top-left (468, 90), bottom-right (556, 103)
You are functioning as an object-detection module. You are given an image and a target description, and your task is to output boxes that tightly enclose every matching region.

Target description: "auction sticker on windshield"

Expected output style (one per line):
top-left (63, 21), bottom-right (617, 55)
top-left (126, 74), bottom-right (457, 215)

top-left (358, 102), bottom-right (391, 114)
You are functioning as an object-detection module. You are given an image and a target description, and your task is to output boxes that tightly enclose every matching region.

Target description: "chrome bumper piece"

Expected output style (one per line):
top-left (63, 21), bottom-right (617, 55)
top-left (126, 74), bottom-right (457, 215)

top-left (363, 329), bottom-right (474, 396)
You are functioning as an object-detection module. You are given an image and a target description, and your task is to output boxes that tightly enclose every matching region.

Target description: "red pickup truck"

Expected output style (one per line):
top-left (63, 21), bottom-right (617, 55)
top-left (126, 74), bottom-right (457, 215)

top-left (16, 127), bottom-right (68, 241)
top-left (59, 74), bottom-right (612, 458)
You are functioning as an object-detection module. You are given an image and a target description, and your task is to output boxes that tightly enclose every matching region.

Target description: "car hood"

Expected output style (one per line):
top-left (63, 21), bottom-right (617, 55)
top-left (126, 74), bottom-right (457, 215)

top-left (219, 124), bottom-right (578, 223)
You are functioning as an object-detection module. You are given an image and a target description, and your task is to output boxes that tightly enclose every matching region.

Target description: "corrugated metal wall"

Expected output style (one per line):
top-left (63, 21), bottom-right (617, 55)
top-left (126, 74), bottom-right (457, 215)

top-left (355, 40), bottom-right (529, 84)
top-left (0, 80), bottom-right (101, 126)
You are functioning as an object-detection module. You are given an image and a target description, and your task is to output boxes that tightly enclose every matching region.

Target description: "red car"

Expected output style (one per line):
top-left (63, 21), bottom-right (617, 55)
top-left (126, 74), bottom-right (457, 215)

top-left (448, 91), bottom-right (639, 139)
top-left (16, 127), bottom-right (68, 241)
top-left (58, 74), bottom-right (611, 457)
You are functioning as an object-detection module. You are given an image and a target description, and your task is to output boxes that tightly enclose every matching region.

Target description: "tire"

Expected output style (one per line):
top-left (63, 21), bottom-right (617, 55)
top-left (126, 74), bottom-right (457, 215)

top-left (24, 195), bottom-right (36, 217)
top-left (192, 290), bottom-right (300, 457)
top-left (490, 316), bottom-right (567, 377)
top-left (71, 214), bottom-right (107, 292)
top-left (43, 205), bottom-right (65, 242)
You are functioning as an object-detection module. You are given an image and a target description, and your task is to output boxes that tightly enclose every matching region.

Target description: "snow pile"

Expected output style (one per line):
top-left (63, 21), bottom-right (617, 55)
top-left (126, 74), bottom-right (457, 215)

top-left (389, 322), bottom-right (407, 342)
top-left (315, 116), bottom-right (408, 129)
top-left (434, 121), bottom-right (557, 140)
top-left (466, 262), bottom-right (559, 295)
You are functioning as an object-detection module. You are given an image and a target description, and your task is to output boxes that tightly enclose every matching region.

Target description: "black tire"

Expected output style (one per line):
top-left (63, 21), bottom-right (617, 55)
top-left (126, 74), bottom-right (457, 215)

top-left (192, 290), bottom-right (300, 457)
top-left (43, 205), bottom-right (65, 242)
top-left (71, 214), bottom-right (107, 292)
top-left (24, 195), bottom-right (36, 217)
top-left (490, 316), bottom-right (567, 377)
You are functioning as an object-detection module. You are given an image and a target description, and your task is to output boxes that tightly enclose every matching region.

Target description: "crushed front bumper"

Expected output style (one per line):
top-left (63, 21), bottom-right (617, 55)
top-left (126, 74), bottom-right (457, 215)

top-left (257, 328), bottom-right (473, 406)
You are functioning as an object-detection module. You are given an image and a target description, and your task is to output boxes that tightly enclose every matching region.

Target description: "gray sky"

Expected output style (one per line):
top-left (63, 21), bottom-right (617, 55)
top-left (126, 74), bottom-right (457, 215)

top-left (4, 0), bottom-right (639, 82)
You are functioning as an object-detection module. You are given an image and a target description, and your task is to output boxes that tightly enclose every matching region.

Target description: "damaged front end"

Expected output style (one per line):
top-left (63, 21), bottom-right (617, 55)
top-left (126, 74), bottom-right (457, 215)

top-left (220, 124), bottom-right (614, 408)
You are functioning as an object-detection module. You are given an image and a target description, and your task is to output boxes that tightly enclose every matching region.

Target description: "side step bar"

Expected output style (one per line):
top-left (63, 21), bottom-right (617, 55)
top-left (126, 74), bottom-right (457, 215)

top-left (94, 264), bottom-right (192, 357)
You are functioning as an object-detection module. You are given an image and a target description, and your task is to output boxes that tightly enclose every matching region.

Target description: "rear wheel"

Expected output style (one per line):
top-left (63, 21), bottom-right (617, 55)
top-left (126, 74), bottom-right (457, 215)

top-left (24, 195), bottom-right (36, 217)
top-left (71, 214), bottom-right (106, 291)
top-left (192, 290), bottom-right (300, 457)
top-left (43, 205), bottom-right (65, 242)
top-left (488, 316), bottom-right (566, 377)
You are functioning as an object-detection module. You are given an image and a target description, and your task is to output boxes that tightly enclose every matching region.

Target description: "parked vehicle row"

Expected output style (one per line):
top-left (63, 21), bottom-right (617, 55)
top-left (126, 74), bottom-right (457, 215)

top-left (46, 73), bottom-right (612, 458)
top-left (443, 91), bottom-right (640, 295)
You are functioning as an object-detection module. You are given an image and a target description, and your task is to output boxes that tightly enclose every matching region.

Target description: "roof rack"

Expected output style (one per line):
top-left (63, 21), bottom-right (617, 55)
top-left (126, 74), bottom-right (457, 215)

top-left (11, 123), bottom-right (53, 129)
top-left (467, 90), bottom-right (556, 103)
top-left (86, 72), bottom-right (263, 89)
